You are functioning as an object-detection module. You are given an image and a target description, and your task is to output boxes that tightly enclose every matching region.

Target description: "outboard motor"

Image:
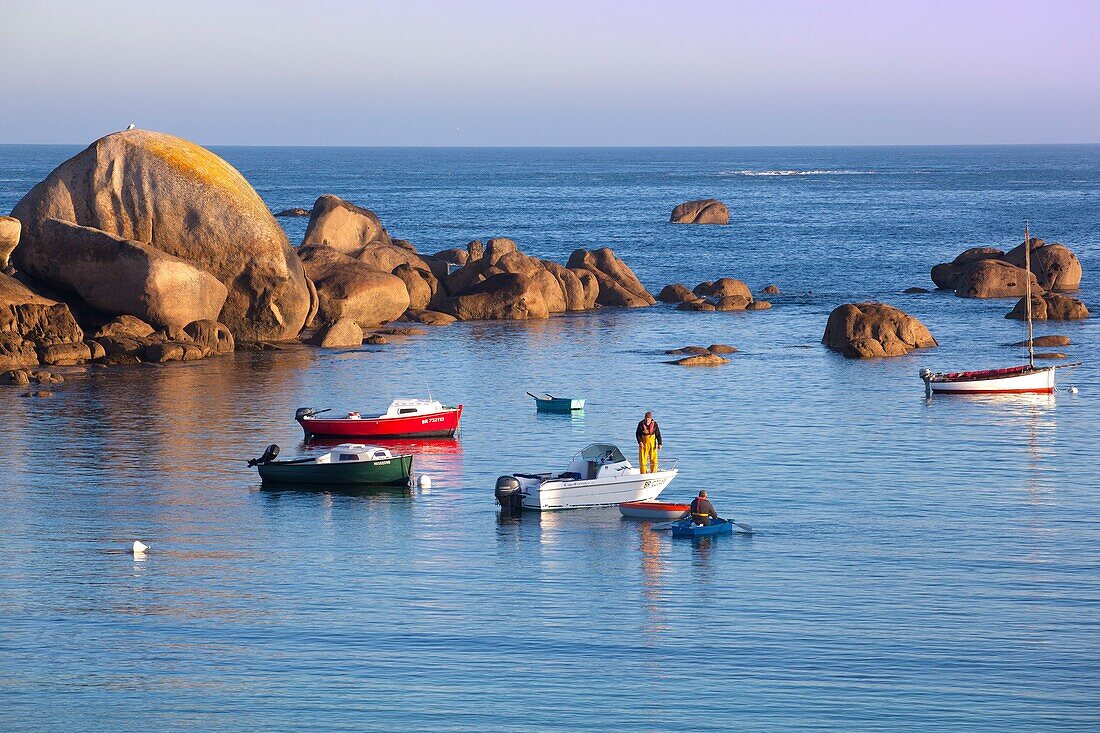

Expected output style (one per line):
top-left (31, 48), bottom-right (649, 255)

top-left (495, 475), bottom-right (524, 515)
top-left (295, 407), bottom-right (314, 421)
top-left (248, 444), bottom-right (280, 467)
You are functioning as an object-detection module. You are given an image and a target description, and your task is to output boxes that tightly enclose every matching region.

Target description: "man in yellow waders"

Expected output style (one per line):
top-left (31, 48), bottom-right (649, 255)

top-left (635, 411), bottom-right (662, 474)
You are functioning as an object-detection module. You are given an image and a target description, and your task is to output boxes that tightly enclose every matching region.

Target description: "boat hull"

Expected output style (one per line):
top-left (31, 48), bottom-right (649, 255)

top-left (534, 398), bottom-right (585, 413)
top-left (299, 406), bottom-right (462, 438)
top-left (927, 366), bottom-right (1054, 394)
top-left (618, 501), bottom-right (690, 521)
top-left (671, 519), bottom-right (734, 538)
top-left (258, 454), bottom-right (413, 486)
top-left (524, 469), bottom-right (677, 511)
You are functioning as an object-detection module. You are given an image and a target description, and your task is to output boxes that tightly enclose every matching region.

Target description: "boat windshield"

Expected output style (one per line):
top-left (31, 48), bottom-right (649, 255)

top-left (578, 443), bottom-right (626, 463)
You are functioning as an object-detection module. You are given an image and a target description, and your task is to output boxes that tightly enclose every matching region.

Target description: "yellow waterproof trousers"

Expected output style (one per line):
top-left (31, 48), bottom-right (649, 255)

top-left (639, 434), bottom-right (658, 474)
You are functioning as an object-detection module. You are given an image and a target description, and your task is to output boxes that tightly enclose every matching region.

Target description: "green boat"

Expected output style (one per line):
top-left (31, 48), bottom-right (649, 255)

top-left (249, 443), bottom-right (413, 486)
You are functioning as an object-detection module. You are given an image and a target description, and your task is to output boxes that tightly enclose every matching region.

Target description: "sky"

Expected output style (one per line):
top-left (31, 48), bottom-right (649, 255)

top-left (1, 0), bottom-right (1098, 146)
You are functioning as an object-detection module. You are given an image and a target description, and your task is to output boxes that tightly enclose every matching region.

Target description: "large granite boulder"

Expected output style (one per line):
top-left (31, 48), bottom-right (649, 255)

top-left (693, 278), bottom-right (752, 301)
top-left (954, 260), bottom-right (1039, 299)
top-left (11, 129), bottom-right (313, 340)
top-left (1001, 238), bottom-right (1082, 291)
top-left (302, 194), bottom-right (391, 254)
top-left (312, 317), bottom-right (364, 348)
top-left (298, 244), bottom-right (410, 326)
top-left (670, 199), bottom-right (729, 225)
top-left (658, 283), bottom-right (696, 303)
top-left (0, 216), bottom-right (20, 268)
top-left (823, 302), bottom-right (938, 358)
top-left (440, 272), bottom-right (549, 321)
top-left (567, 247), bottom-right (654, 307)
top-left (930, 247), bottom-right (1004, 290)
top-left (184, 320), bottom-right (236, 354)
top-left (1006, 293), bottom-right (1089, 321)
top-left (32, 218), bottom-right (227, 328)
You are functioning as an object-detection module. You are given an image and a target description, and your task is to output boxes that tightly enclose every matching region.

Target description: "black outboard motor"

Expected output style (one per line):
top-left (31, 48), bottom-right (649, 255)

top-left (495, 475), bottom-right (524, 515)
top-left (295, 407), bottom-right (314, 421)
top-left (248, 444), bottom-right (280, 467)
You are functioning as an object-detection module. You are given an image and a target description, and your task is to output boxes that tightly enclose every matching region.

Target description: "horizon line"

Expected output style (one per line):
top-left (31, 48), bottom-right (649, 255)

top-left (2, 141), bottom-right (1100, 150)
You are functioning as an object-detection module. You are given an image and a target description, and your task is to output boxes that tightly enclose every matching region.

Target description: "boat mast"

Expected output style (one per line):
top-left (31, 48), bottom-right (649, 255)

top-left (1024, 221), bottom-right (1034, 369)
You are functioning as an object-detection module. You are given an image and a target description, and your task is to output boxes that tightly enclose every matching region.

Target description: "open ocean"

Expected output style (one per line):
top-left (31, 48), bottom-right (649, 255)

top-left (1, 144), bottom-right (1097, 731)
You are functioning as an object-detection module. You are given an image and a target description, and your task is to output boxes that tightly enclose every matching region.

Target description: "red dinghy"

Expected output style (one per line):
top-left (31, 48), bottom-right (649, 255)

top-left (618, 500), bottom-right (691, 521)
top-left (296, 399), bottom-right (463, 439)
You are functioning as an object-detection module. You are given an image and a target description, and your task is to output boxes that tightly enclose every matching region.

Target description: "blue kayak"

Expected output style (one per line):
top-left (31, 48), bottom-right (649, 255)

top-left (671, 518), bottom-right (734, 538)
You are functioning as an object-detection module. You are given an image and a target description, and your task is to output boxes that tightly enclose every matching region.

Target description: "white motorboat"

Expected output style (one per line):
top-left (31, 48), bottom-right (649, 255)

top-left (494, 443), bottom-right (679, 512)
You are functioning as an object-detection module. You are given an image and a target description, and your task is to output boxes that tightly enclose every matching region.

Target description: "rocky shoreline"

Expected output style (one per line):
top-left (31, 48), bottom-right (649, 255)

top-left (1, 129), bottom-right (1091, 385)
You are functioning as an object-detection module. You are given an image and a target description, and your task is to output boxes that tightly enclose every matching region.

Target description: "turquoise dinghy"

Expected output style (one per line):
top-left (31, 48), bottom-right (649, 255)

top-left (527, 392), bottom-right (585, 412)
top-left (671, 518), bottom-right (734, 538)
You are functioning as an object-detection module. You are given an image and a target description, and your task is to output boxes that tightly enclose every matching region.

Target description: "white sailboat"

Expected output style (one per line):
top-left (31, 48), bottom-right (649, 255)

top-left (921, 223), bottom-right (1057, 395)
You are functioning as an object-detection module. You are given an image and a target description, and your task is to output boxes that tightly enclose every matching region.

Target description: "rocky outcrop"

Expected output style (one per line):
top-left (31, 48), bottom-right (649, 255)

top-left (823, 302), bottom-right (938, 358)
top-left (11, 129), bottom-right (313, 340)
top-left (298, 244), bottom-right (411, 326)
top-left (1006, 293), bottom-right (1089, 321)
top-left (694, 278), bottom-right (751, 301)
top-left (33, 219), bottom-right (228, 328)
top-left (670, 199), bottom-right (729, 225)
top-left (932, 237), bottom-right (1083, 296)
top-left (760, 284), bottom-right (780, 295)
top-left (1, 273), bottom-right (84, 369)
top-left (440, 273), bottom-right (549, 321)
top-left (302, 194), bottom-right (391, 254)
top-left (312, 317), bottom-right (364, 348)
top-left (954, 260), bottom-right (1038, 299)
top-left (671, 277), bottom-right (770, 312)
top-left (432, 248), bottom-right (469, 267)
top-left (567, 248), bottom-right (653, 307)
top-left (0, 216), bottom-right (20, 268)
top-left (1001, 239), bottom-right (1082, 291)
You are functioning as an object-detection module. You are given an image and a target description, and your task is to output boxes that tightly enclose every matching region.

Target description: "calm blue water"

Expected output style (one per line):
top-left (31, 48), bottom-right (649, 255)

top-left (1, 145), bottom-right (1098, 731)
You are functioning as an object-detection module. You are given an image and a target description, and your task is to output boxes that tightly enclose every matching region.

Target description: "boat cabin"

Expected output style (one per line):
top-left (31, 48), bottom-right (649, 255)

top-left (382, 398), bottom-right (446, 418)
top-left (315, 444), bottom-right (394, 464)
top-left (565, 443), bottom-right (635, 480)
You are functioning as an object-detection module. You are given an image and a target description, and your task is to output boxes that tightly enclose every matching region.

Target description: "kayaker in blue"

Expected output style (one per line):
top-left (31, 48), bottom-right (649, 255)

top-left (689, 490), bottom-right (719, 526)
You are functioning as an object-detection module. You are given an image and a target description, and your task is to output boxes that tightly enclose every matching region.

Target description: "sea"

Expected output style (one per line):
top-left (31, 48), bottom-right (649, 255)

top-left (0, 144), bottom-right (1097, 731)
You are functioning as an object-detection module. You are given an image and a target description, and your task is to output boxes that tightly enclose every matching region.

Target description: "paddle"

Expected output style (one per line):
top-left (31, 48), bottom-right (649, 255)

top-left (526, 391), bottom-right (539, 400)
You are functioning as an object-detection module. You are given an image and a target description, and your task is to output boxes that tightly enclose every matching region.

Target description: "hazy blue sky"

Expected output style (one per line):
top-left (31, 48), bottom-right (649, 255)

top-left (2, 0), bottom-right (1097, 145)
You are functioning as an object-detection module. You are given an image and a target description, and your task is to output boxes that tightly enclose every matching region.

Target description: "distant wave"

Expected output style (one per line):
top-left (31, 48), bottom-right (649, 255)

top-left (718, 169), bottom-right (879, 177)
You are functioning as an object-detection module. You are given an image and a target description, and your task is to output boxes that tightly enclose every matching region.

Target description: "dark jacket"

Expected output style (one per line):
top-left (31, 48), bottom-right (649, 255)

top-left (690, 497), bottom-right (717, 519)
top-left (636, 419), bottom-right (662, 446)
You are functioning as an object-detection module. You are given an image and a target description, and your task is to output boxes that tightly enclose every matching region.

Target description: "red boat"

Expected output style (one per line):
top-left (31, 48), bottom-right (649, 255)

top-left (296, 399), bottom-right (463, 439)
top-left (618, 500), bottom-right (690, 521)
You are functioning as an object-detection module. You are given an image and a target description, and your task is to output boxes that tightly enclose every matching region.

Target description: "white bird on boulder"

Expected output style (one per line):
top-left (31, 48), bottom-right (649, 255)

top-left (126, 123), bottom-right (136, 130)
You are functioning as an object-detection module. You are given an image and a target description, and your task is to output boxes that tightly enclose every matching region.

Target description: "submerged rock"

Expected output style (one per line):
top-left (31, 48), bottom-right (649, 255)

top-left (670, 353), bottom-right (730, 366)
top-left (760, 284), bottom-right (780, 295)
top-left (1008, 335), bottom-right (1070, 347)
top-left (822, 302), bottom-right (937, 358)
top-left (275, 208), bottom-right (312, 217)
top-left (670, 199), bottom-right (729, 225)
top-left (904, 286), bottom-right (930, 294)
top-left (708, 344), bottom-right (737, 354)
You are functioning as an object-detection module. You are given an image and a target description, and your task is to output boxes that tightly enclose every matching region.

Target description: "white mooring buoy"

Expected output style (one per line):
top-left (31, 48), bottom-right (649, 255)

top-left (417, 475), bottom-right (432, 489)
top-left (132, 540), bottom-right (148, 555)
top-left (1068, 385), bottom-right (1079, 394)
